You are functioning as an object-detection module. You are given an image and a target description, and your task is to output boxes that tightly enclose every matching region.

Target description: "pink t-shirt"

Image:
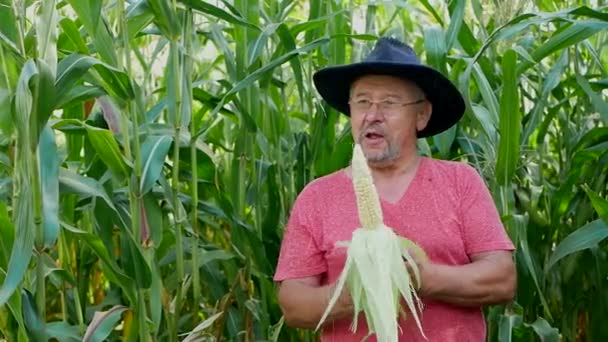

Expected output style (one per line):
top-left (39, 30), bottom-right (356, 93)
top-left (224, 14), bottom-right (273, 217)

top-left (274, 157), bottom-right (515, 341)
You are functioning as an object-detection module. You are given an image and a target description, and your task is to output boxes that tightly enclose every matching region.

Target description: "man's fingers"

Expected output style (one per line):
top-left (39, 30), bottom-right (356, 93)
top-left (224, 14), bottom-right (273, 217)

top-left (403, 258), bottom-right (424, 291)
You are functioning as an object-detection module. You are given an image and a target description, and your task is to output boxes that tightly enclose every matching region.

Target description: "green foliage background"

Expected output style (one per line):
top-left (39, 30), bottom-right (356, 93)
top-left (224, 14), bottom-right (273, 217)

top-left (0, 0), bottom-right (607, 341)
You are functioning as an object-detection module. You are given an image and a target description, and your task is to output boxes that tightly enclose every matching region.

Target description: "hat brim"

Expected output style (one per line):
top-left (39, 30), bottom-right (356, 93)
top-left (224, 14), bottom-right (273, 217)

top-left (312, 62), bottom-right (465, 138)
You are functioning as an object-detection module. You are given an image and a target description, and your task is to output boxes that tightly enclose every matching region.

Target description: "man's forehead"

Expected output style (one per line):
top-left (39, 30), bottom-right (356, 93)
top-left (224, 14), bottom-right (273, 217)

top-left (350, 74), bottom-right (421, 95)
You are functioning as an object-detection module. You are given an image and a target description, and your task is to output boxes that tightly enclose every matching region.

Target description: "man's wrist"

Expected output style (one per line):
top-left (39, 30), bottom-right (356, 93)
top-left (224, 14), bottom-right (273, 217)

top-left (418, 262), bottom-right (436, 297)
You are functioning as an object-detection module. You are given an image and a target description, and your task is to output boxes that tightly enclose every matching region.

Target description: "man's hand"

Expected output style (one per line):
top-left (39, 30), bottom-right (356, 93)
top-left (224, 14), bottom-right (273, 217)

top-left (277, 276), bottom-right (354, 329)
top-left (329, 282), bottom-right (354, 311)
top-left (403, 255), bottom-right (426, 291)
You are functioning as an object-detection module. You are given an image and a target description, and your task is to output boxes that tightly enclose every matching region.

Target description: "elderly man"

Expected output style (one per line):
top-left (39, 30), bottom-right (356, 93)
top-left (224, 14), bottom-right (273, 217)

top-left (273, 37), bottom-right (516, 341)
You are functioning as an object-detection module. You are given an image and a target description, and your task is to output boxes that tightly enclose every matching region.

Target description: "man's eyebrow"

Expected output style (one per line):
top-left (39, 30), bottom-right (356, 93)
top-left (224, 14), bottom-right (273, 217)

top-left (381, 94), bottom-right (404, 99)
top-left (351, 92), bottom-right (404, 98)
top-left (350, 91), bottom-right (370, 97)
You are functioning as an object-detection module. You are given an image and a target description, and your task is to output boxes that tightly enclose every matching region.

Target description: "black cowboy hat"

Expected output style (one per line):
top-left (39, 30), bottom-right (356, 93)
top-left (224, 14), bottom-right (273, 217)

top-left (312, 37), bottom-right (465, 138)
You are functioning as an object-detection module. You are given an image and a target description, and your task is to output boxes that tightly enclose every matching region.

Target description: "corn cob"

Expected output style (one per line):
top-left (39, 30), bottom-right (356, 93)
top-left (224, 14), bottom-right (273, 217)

top-left (316, 144), bottom-right (427, 341)
top-left (352, 143), bottom-right (384, 229)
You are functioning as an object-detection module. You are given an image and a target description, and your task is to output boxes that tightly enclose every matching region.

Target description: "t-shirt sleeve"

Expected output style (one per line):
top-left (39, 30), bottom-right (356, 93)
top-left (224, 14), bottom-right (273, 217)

top-left (273, 184), bottom-right (327, 282)
top-left (457, 164), bottom-right (515, 256)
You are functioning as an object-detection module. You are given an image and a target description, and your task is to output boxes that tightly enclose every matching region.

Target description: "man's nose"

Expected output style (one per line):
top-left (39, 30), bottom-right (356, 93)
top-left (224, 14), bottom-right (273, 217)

top-left (364, 103), bottom-right (384, 121)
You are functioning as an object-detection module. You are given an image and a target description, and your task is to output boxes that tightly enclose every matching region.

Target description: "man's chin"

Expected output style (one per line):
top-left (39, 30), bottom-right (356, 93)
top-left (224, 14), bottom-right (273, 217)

top-left (361, 145), bottom-right (386, 159)
top-left (360, 146), bottom-right (399, 167)
top-left (364, 152), bottom-right (391, 165)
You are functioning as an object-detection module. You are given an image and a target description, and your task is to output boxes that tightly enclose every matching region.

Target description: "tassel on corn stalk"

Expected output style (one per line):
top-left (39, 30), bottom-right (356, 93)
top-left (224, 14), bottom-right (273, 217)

top-left (316, 144), bottom-right (427, 341)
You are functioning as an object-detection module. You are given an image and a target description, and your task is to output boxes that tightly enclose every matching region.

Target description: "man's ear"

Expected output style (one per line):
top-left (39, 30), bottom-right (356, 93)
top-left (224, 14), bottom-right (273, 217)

top-left (416, 101), bottom-right (432, 131)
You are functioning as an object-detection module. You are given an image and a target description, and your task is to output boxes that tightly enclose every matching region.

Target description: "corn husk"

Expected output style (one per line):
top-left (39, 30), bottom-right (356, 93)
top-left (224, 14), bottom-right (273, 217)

top-left (316, 144), bottom-right (427, 341)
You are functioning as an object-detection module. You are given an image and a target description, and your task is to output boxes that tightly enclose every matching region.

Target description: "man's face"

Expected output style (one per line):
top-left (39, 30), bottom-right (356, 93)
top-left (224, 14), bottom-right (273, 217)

top-left (349, 74), bottom-right (431, 166)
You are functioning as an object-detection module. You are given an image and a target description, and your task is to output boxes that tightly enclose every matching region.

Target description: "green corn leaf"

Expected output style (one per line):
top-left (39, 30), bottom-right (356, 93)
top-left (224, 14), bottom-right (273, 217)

top-left (572, 127), bottom-right (608, 152)
top-left (0, 32), bottom-right (20, 57)
top-left (0, 176), bottom-right (35, 307)
top-left (166, 41), bottom-right (180, 128)
top-left (43, 264), bottom-right (77, 288)
top-left (61, 222), bottom-right (136, 303)
top-left (0, 0), bottom-right (19, 49)
top-left (126, 0), bottom-right (155, 40)
top-left (58, 168), bottom-right (115, 210)
top-left (498, 312), bottom-right (522, 342)
top-left (546, 219), bottom-right (608, 271)
top-left (66, 0), bottom-right (118, 66)
top-left (520, 21), bottom-right (608, 74)
top-left (327, 126), bottom-right (354, 172)
top-left (470, 104), bottom-right (498, 143)
top-left (55, 85), bottom-right (106, 110)
top-left (417, 0), bottom-right (443, 25)
top-left (147, 0), bottom-right (181, 39)
top-left (0, 201), bottom-right (14, 275)
top-left (434, 123), bottom-right (457, 159)
top-left (206, 36), bottom-right (329, 132)
top-left (50, 118), bottom-right (86, 133)
top-left (29, 59), bottom-right (57, 149)
top-left (59, 18), bottom-right (89, 54)
top-left (82, 306), bottom-right (128, 342)
top-left (114, 211), bottom-right (153, 289)
top-left (180, 0), bottom-right (260, 30)
top-left (45, 322), bottom-right (81, 342)
top-left (446, 0), bottom-right (466, 51)
top-left (495, 49), bottom-right (520, 186)
top-left (472, 63), bottom-right (500, 128)
top-left (523, 51), bottom-right (568, 143)
top-left (149, 262), bottom-right (163, 336)
top-left (583, 185), bottom-right (608, 221)
top-left (85, 125), bottom-right (130, 179)
top-left (290, 10), bottom-right (346, 36)
top-left (35, 0), bottom-right (58, 77)
top-left (140, 135), bottom-right (172, 194)
top-left (21, 290), bottom-right (47, 341)
top-left (13, 59), bottom-right (38, 139)
top-left (145, 98), bottom-right (167, 123)
top-left (209, 25), bottom-right (236, 80)
top-left (564, 5), bottom-right (608, 21)
top-left (181, 312), bottom-right (223, 342)
top-left (218, 0), bottom-right (243, 19)
top-left (249, 23), bottom-right (280, 67)
top-left (423, 26), bottom-right (448, 75)
top-left (38, 125), bottom-right (60, 247)
top-left (260, 163), bottom-right (281, 245)
top-left (96, 96), bottom-right (123, 134)
top-left (216, 38), bottom-right (330, 110)
top-left (0, 201), bottom-right (26, 339)
top-left (524, 317), bottom-right (560, 342)
top-left (191, 89), bottom-right (237, 120)
top-left (575, 74), bottom-right (608, 123)
top-left (14, 60), bottom-right (50, 148)
top-left (276, 24), bottom-right (305, 106)
top-left (55, 53), bottom-right (133, 104)
top-left (0, 88), bottom-right (11, 135)
top-left (468, 7), bottom-right (608, 76)
top-left (180, 18), bottom-right (193, 130)
top-left (90, 0), bottom-right (102, 30)
top-left (516, 219), bottom-right (553, 321)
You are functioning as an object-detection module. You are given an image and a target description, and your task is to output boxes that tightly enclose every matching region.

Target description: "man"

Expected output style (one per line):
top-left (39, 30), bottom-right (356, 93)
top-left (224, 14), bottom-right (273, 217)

top-left (273, 37), bottom-right (516, 341)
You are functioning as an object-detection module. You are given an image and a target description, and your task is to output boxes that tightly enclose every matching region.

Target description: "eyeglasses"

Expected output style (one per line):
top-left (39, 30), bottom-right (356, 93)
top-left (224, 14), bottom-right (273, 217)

top-left (348, 98), bottom-right (425, 112)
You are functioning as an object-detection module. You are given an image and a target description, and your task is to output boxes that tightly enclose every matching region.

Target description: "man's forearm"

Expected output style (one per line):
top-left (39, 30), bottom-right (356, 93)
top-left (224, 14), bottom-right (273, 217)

top-left (278, 281), bottom-right (353, 329)
top-left (419, 252), bottom-right (516, 307)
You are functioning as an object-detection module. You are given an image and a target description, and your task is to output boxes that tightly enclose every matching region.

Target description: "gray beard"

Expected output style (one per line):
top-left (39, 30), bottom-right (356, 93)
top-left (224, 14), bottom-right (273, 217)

top-left (357, 136), bottom-right (400, 165)
top-left (366, 144), bottom-right (400, 165)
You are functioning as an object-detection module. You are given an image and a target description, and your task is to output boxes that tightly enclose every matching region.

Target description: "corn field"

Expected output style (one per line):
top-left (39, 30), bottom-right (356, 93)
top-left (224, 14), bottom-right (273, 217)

top-left (0, 0), bottom-right (607, 341)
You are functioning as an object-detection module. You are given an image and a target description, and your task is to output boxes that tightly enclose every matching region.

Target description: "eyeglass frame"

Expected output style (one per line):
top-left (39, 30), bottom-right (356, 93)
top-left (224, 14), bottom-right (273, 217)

top-left (347, 97), bottom-right (426, 114)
